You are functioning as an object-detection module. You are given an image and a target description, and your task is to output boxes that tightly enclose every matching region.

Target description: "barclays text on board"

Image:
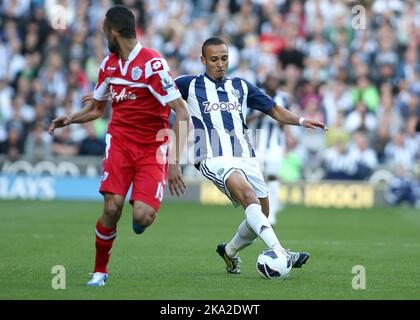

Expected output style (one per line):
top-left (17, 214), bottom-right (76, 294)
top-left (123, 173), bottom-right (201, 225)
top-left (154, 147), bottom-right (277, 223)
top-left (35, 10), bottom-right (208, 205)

top-left (1, 173), bottom-right (382, 208)
top-left (0, 174), bottom-right (102, 201)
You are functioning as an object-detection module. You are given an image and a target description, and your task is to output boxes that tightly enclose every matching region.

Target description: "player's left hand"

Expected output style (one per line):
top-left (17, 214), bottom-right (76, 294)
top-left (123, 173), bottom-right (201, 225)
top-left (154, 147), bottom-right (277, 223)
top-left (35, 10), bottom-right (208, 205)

top-left (302, 119), bottom-right (328, 131)
top-left (168, 164), bottom-right (186, 197)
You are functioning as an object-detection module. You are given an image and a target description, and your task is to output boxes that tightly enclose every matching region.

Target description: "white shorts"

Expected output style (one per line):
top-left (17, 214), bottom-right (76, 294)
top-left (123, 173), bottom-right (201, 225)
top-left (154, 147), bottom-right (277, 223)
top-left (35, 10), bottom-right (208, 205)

top-left (198, 156), bottom-right (268, 207)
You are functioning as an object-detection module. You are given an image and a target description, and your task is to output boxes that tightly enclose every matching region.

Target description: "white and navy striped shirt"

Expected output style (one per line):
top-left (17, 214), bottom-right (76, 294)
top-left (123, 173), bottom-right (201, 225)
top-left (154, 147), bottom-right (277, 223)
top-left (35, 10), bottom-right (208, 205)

top-left (175, 74), bottom-right (276, 163)
top-left (175, 73), bottom-right (276, 163)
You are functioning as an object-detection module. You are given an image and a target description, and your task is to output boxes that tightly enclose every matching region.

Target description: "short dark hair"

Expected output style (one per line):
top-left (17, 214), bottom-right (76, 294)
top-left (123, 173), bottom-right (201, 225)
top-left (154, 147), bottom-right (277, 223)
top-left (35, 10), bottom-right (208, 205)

top-left (105, 5), bottom-right (136, 39)
top-left (201, 37), bottom-right (227, 57)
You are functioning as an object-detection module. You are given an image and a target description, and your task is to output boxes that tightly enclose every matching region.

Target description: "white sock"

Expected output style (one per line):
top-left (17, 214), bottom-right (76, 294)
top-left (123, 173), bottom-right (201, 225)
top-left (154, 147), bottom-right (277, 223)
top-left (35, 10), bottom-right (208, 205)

top-left (225, 220), bottom-right (257, 257)
top-left (267, 180), bottom-right (282, 224)
top-left (244, 203), bottom-right (284, 250)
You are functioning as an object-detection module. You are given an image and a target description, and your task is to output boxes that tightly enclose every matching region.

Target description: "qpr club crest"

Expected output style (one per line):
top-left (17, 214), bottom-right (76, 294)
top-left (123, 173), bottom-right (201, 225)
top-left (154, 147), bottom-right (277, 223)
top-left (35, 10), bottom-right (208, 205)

top-left (131, 66), bottom-right (142, 80)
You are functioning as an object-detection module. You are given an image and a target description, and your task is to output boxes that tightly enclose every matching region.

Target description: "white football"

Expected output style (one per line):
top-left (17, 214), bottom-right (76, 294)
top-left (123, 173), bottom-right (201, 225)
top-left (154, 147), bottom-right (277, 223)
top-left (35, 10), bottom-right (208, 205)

top-left (256, 248), bottom-right (292, 279)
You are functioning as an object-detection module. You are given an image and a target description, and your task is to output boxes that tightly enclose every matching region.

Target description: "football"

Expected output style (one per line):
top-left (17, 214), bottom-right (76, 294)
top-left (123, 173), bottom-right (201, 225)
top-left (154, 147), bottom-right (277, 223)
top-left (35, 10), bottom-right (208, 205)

top-left (256, 248), bottom-right (292, 280)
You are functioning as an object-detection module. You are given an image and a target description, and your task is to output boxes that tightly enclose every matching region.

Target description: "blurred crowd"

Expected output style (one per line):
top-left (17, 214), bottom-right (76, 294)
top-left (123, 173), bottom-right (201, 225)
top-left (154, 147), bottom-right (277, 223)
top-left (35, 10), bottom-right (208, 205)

top-left (0, 0), bottom-right (420, 203)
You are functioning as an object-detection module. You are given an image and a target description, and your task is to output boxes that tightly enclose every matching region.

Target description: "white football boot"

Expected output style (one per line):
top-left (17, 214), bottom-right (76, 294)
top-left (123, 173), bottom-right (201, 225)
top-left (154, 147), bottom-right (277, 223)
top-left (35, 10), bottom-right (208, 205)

top-left (87, 272), bottom-right (109, 286)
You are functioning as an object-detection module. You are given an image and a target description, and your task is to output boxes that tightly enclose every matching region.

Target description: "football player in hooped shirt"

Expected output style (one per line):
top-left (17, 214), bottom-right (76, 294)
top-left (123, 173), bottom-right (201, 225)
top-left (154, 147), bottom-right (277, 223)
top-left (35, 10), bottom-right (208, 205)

top-left (175, 37), bottom-right (327, 275)
top-left (48, 5), bottom-right (189, 286)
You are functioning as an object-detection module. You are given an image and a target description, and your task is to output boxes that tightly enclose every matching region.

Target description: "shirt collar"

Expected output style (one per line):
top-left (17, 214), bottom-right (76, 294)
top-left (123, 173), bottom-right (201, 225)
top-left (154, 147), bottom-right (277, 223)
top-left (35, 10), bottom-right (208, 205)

top-left (127, 41), bottom-right (143, 61)
top-left (119, 42), bottom-right (142, 76)
top-left (204, 72), bottom-right (227, 86)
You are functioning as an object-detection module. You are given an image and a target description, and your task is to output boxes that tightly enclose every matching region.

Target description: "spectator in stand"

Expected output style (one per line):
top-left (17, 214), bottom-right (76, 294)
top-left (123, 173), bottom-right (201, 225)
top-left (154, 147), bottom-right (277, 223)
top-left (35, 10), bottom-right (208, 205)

top-left (385, 165), bottom-right (418, 207)
top-left (0, 0), bottom-right (419, 187)
top-left (351, 76), bottom-right (380, 113)
top-left (321, 80), bottom-right (354, 127)
top-left (67, 59), bottom-right (91, 94)
top-left (345, 101), bottom-right (378, 134)
top-left (348, 131), bottom-right (378, 180)
top-left (231, 0), bottom-right (258, 50)
top-left (52, 126), bottom-right (78, 157)
top-left (304, 21), bottom-right (332, 83)
top-left (10, 95), bottom-right (36, 131)
top-left (347, 53), bottom-right (370, 84)
top-left (278, 34), bottom-right (305, 71)
top-left (301, 94), bottom-right (325, 126)
top-left (376, 82), bottom-right (404, 135)
top-left (325, 111), bottom-right (350, 148)
top-left (0, 121), bottom-right (25, 160)
top-left (371, 25), bottom-right (399, 88)
top-left (24, 122), bottom-right (53, 161)
top-left (374, 126), bottom-right (391, 164)
top-left (0, 77), bottom-right (14, 141)
top-left (323, 137), bottom-right (358, 180)
top-left (396, 45), bottom-right (420, 86)
top-left (384, 130), bottom-right (416, 171)
top-left (399, 91), bottom-right (420, 120)
top-left (405, 115), bottom-right (420, 159)
top-left (278, 133), bottom-right (304, 183)
top-left (78, 122), bottom-right (106, 156)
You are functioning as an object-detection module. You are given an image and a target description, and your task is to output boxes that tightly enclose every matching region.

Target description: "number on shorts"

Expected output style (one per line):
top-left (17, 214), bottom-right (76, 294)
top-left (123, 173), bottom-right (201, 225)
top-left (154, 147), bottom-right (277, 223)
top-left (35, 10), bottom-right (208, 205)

top-left (155, 182), bottom-right (164, 202)
top-left (105, 134), bottom-right (112, 160)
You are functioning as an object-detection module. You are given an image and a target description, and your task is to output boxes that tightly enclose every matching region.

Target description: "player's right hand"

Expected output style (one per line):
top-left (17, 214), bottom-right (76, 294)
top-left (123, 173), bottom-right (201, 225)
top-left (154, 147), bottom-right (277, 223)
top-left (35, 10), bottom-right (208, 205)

top-left (48, 115), bottom-right (73, 135)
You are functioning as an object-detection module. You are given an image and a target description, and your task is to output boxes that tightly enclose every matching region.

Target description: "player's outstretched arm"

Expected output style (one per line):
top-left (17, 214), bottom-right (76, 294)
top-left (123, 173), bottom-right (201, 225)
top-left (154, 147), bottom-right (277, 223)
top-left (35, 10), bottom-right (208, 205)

top-left (166, 97), bottom-right (190, 197)
top-left (48, 97), bottom-right (107, 135)
top-left (268, 105), bottom-right (328, 131)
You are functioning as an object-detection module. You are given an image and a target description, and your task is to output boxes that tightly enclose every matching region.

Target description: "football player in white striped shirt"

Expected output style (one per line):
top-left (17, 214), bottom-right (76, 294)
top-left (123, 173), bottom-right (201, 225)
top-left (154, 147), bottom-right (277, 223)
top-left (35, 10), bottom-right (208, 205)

top-left (175, 37), bottom-right (328, 274)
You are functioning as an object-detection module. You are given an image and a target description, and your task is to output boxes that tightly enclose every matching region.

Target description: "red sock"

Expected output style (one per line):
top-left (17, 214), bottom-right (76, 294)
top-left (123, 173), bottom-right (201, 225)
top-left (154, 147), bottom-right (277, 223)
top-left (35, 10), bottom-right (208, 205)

top-left (94, 220), bottom-right (117, 274)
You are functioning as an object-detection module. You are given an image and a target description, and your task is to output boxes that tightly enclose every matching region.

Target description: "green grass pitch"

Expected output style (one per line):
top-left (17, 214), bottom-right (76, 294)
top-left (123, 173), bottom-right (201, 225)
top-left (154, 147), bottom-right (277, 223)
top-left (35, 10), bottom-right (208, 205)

top-left (0, 200), bottom-right (419, 300)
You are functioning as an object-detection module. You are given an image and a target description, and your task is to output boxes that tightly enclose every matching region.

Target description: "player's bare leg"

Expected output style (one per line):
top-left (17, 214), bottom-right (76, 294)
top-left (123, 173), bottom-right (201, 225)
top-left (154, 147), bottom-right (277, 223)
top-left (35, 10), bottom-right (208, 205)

top-left (216, 172), bottom-right (284, 273)
top-left (259, 196), bottom-right (269, 217)
top-left (226, 172), bottom-right (285, 251)
top-left (132, 200), bottom-right (157, 234)
top-left (219, 172), bottom-right (310, 271)
top-left (88, 192), bottom-right (124, 286)
top-left (101, 193), bottom-right (125, 228)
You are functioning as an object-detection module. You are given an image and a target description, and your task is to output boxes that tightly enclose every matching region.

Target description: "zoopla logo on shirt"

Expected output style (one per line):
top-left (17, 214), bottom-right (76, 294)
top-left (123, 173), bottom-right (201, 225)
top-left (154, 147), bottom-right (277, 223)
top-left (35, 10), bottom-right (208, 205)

top-left (203, 101), bottom-right (242, 113)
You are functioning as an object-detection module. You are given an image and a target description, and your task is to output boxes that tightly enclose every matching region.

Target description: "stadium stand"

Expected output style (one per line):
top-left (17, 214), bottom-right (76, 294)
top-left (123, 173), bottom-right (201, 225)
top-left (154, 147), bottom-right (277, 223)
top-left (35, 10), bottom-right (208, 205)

top-left (0, 0), bottom-right (419, 206)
